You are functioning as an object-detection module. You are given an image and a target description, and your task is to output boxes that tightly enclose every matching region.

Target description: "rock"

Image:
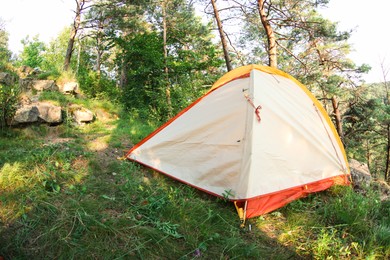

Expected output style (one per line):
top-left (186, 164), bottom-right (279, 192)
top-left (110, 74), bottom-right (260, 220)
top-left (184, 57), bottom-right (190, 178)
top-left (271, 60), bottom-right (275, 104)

top-left (11, 102), bottom-right (62, 125)
top-left (59, 82), bottom-right (79, 94)
top-left (372, 181), bottom-right (390, 201)
top-left (19, 79), bottom-right (58, 92)
top-left (17, 65), bottom-right (41, 78)
top-left (349, 159), bottom-right (372, 188)
top-left (31, 80), bottom-right (58, 91)
top-left (18, 65), bottom-right (34, 78)
top-left (19, 78), bottom-right (32, 91)
top-left (0, 72), bottom-right (15, 86)
top-left (70, 105), bottom-right (94, 125)
top-left (11, 105), bottom-right (39, 125)
top-left (36, 102), bottom-right (62, 124)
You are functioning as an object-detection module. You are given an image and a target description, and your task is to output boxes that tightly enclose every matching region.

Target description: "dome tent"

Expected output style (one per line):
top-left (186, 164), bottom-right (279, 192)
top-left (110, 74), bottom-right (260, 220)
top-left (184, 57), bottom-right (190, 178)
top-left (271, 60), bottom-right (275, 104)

top-left (126, 64), bottom-right (350, 224)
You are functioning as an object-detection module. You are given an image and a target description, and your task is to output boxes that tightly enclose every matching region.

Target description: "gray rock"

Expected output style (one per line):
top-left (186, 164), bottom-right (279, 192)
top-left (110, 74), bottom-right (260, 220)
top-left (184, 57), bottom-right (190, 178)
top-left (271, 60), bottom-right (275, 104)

top-left (31, 80), bottom-right (58, 91)
top-left (59, 82), bottom-right (79, 94)
top-left (70, 105), bottom-right (94, 124)
top-left (19, 79), bottom-right (58, 92)
top-left (11, 102), bottom-right (62, 125)
top-left (0, 72), bottom-right (15, 86)
top-left (11, 105), bottom-right (39, 125)
top-left (36, 102), bottom-right (62, 124)
top-left (349, 159), bottom-right (372, 187)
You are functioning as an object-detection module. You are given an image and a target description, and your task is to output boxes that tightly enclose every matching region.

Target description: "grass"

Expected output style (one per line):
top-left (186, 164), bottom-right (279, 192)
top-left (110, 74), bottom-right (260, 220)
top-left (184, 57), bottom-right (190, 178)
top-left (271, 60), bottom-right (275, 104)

top-left (1, 93), bottom-right (389, 259)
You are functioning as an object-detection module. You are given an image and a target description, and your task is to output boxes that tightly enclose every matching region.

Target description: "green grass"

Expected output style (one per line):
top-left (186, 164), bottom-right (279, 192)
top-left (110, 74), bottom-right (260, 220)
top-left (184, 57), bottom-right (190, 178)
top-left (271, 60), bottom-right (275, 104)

top-left (1, 95), bottom-right (389, 259)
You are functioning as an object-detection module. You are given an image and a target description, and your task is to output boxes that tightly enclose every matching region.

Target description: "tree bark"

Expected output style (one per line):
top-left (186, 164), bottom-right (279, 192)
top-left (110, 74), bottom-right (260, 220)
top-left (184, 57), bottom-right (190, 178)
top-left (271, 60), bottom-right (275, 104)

top-left (64, 0), bottom-right (85, 71)
top-left (119, 60), bottom-right (128, 89)
top-left (257, 0), bottom-right (277, 68)
top-left (162, 0), bottom-right (172, 117)
top-left (95, 36), bottom-right (102, 78)
top-left (331, 96), bottom-right (344, 142)
top-left (385, 124), bottom-right (390, 182)
top-left (210, 0), bottom-right (233, 71)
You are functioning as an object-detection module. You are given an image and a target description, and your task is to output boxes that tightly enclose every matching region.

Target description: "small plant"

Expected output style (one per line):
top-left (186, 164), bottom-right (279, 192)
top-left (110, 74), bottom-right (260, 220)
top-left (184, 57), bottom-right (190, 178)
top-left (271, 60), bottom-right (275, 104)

top-left (222, 189), bottom-right (234, 200)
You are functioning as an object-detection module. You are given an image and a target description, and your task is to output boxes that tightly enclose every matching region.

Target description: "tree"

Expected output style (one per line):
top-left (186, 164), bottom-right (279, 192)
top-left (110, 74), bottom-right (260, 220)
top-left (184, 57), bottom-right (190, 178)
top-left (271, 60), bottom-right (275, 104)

top-left (64, 0), bottom-right (92, 71)
top-left (210, 0), bottom-right (233, 71)
top-left (41, 27), bottom-right (71, 75)
top-left (19, 35), bottom-right (46, 69)
top-left (162, 0), bottom-right (173, 116)
top-left (118, 32), bottom-right (165, 114)
top-left (257, 0), bottom-right (276, 68)
top-left (380, 61), bottom-right (390, 181)
top-left (83, 3), bottom-right (117, 77)
top-left (0, 18), bottom-right (11, 67)
top-left (344, 81), bottom-right (390, 182)
top-left (97, 0), bottom-right (150, 89)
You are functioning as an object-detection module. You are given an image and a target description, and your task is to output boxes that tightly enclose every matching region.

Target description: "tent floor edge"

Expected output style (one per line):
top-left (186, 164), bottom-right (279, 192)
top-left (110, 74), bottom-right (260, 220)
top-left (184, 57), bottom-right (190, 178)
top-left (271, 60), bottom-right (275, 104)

top-left (244, 174), bottom-right (351, 219)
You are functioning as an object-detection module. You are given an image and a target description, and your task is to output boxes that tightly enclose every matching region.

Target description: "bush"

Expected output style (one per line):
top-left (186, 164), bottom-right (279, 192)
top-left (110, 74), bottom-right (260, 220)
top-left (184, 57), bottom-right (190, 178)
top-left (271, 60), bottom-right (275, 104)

top-left (0, 82), bottom-right (19, 130)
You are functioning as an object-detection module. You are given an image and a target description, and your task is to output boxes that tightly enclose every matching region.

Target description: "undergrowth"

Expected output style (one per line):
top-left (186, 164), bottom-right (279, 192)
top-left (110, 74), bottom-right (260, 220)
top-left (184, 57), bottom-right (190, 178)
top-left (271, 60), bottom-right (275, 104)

top-left (1, 95), bottom-right (389, 259)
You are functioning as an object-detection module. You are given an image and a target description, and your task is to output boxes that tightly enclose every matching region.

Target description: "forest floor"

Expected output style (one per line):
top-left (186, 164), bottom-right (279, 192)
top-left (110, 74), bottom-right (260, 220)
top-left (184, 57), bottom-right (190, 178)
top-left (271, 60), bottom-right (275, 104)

top-left (0, 93), bottom-right (389, 259)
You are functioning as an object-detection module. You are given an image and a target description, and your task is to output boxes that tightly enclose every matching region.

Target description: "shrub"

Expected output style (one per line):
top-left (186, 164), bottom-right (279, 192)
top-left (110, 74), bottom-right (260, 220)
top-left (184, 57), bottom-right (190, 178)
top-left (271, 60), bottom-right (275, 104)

top-left (0, 82), bottom-right (19, 130)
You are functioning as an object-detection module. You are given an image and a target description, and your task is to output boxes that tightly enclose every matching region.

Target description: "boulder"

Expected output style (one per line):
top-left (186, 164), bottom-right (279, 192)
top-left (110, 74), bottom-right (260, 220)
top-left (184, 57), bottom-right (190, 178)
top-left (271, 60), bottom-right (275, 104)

top-left (11, 102), bottom-right (62, 125)
top-left (18, 65), bottom-right (34, 78)
top-left (36, 102), bottom-right (62, 124)
top-left (11, 105), bottom-right (39, 125)
top-left (349, 159), bottom-right (372, 187)
top-left (372, 181), bottom-right (390, 201)
top-left (19, 79), bottom-right (58, 92)
top-left (0, 72), bottom-right (14, 86)
top-left (70, 105), bottom-right (94, 125)
top-left (31, 80), bottom-right (58, 91)
top-left (18, 65), bottom-right (41, 78)
top-left (59, 82), bottom-right (79, 94)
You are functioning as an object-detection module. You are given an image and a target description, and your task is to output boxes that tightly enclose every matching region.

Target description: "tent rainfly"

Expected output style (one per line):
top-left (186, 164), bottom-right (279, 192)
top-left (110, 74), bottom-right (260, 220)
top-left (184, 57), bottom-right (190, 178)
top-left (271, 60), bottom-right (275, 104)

top-left (126, 64), bottom-right (350, 225)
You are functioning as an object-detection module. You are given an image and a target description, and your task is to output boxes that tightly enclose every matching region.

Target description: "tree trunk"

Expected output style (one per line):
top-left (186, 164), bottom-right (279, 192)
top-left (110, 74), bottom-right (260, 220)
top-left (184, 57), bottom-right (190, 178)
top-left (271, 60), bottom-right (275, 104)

top-left (382, 63), bottom-right (389, 182)
top-left (385, 124), bottom-right (390, 182)
top-left (331, 96), bottom-right (344, 142)
top-left (257, 0), bottom-right (277, 68)
top-left (210, 0), bottom-right (233, 71)
top-left (64, 0), bottom-right (84, 71)
top-left (366, 139), bottom-right (371, 173)
top-left (96, 37), bottom-right (102, 78)
top-left (76, 39), bottom-right (81, 74)
top-left (162, 0), bottom-right (172, 117)
top-left (120, 60), bottom-right (128, 89)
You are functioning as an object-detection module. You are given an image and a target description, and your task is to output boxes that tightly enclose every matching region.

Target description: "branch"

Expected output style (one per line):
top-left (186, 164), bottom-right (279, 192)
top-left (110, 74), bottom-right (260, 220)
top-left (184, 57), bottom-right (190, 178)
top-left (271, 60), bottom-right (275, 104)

top-left (224, 29), bottom-right (245, 66)
top-left (275, 40), bottom-right (308, 72)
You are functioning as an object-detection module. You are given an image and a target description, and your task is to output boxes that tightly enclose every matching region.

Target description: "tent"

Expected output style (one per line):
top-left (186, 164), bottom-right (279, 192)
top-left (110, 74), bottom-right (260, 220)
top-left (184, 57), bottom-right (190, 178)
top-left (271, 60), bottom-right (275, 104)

top-left (126, 64), bottom-right (350, 224)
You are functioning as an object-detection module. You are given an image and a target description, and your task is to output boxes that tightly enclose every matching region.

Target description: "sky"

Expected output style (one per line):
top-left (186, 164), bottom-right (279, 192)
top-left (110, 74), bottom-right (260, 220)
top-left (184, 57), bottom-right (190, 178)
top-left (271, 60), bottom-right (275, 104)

top-left (0, 0), bottom-right (389, 83)
top-left (0, 0), bottom-right (74, 51)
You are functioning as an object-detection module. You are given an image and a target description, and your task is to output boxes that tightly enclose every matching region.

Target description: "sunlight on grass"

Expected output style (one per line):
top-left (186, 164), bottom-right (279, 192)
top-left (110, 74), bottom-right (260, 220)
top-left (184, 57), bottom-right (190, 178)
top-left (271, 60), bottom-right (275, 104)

top-left (87, 135), bottom-right (110, 151)
top-left (0, 162), bottom-right (40, 223)
top-left (0, 162), bottom-right (29, 191)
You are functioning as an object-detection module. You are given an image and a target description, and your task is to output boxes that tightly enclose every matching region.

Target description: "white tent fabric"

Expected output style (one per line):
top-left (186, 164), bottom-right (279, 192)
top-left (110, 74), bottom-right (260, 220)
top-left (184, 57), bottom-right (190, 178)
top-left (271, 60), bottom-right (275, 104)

top-left (127, 65), bottom-right (350, 219)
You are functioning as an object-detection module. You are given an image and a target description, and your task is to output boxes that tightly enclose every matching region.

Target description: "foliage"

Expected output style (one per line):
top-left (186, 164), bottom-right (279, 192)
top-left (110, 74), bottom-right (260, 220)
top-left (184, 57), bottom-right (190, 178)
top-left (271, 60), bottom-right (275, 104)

top-left (40, 27), bottom-right (71, 77)
top-left (0, 81), bottom-right (19, 131)
top-left (0, 18), bottom-right (11, 69)
top-left (117, 32), bottom-right (166, 118)
top-left (119, 0), bottom-right (224, 120)
top-left (18, 35), bottom-right (46, 69)
top-left (344, 82), bottom-right (390, 180)
top-left (77, 70), bottom-right (119, 100)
